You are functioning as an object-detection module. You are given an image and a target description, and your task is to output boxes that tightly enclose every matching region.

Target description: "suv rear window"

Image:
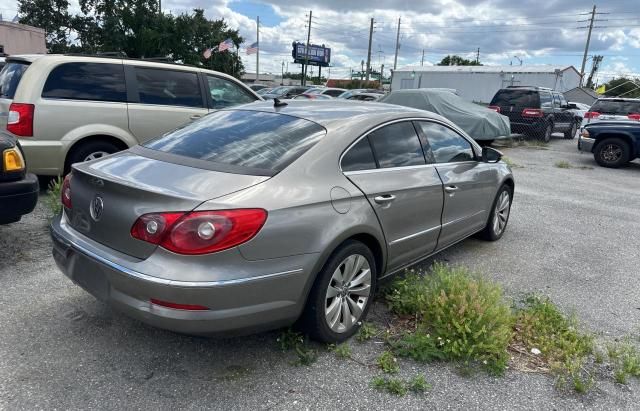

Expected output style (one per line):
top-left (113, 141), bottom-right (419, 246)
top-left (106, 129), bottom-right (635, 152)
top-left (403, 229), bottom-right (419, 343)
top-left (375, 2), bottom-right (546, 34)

top-left (0, 62), bottom-right (29, 99)
top-left (144, 110), bottom-right (326, 173)
top-left (590, 99), bottom-right (640, 115)
top-left (491, 89), bottom-right (540, 107)
top-left (42, 62), bottom-right (127, 102)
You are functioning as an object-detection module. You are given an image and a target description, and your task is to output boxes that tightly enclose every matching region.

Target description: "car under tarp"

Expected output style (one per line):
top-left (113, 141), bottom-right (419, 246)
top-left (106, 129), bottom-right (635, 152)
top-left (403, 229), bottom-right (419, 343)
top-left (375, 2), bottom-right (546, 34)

top-left (380, 89), bottom-right (511, 141)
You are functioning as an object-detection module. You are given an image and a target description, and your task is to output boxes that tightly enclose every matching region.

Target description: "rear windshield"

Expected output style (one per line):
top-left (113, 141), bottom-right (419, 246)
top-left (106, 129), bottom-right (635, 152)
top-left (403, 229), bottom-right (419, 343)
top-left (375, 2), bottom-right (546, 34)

top-left (491, 90), bottom-right (540, 107)
top-left (590, 100), bottom-right (640, 115)
top-left (0, 62), bottom-right (29, 99)
top-left (144, 110), bottom-right (326, 173)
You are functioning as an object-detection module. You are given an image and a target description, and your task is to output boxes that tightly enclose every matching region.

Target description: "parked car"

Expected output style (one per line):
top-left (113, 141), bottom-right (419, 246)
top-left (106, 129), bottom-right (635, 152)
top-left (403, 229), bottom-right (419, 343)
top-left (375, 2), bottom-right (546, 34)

top-left (0, 55), bottom-right (261, 176)
top-left (293, 94), bottom-right (332, 100)
top-left (488, 86), bottom-right (579, 141)
top-left (578, 121), bottom-right (640, 168)
top-left (256, 87), bottom-right (273, 96)
top-left (347, 93), bottom-right (383, 101)
top-left (381, 89), bottom-right (510, 143)
top-left (0, 132), bottom-right (38, 224)
top-left (566, 101), bottom-right (591, 122)
top-left (261, 86), bottom-right (311, 100)
top-left (51, 100), bottom-right (514, 343)
top-left (337, 89), bottom-right (384, 99)
top-left (249, 84), bottom-right (269, 92)
top-left (304, 87), bottom-right (346, 98)
top-left (580, 98), bottom-right (640, 130)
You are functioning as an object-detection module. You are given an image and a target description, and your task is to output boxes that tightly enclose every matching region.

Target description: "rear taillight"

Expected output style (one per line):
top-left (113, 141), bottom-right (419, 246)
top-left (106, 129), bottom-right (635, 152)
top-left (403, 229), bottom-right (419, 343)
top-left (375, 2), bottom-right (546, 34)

top-left (61, 174), bottom-right (73, 209)
top-left (131, 209), bottom-right (267, 255)
top-left (487, 105), bottom-right (501, 112)
top-left (584, 111), bottom-right (600, 119)
top-left (628, 113), bottom-right (640, 121)
top-left (522, 108), bottom-right (543, 118)
top-left (7, 103), bottom-right (34, 137)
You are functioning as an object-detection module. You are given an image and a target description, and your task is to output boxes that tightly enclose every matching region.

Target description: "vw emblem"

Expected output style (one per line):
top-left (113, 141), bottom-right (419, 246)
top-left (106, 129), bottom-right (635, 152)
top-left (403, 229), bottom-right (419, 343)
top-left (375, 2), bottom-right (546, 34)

top-left (90, 195), bottom-right (104, 222)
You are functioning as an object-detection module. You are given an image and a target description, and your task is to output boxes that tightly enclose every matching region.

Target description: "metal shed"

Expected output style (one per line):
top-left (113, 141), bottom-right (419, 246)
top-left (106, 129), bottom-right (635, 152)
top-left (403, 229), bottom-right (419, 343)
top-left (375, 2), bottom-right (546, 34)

top-left (391, 65), bottom-right (581, 104)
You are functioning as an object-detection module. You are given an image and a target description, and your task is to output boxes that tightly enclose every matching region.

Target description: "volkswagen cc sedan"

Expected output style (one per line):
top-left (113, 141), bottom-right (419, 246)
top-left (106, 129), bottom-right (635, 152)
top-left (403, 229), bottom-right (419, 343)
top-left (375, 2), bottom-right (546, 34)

top-left (51, 100), bottom-right (514, 343)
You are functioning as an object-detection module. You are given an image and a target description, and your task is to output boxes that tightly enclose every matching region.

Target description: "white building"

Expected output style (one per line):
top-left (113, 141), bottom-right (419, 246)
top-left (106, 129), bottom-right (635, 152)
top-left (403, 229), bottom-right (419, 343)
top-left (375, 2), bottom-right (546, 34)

top-left (391, 65), bottom-right (581, 104)
top-left (0, 21), bottom-right (46, 55)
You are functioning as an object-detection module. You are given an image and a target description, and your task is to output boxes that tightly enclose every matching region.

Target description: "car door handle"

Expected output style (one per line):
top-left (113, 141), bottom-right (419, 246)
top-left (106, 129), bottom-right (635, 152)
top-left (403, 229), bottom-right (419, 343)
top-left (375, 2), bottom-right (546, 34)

top-left (374, 194), bottom-right (396, 204)
top-left (190, 114), bottom-right (203, 120)
top-left (444, 185), bottom-right (459, 193)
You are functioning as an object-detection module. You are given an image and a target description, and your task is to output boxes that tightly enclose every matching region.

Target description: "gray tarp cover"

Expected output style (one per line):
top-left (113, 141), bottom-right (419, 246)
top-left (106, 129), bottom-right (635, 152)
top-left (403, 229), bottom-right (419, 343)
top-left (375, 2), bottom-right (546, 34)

top-left (380, 89), bottom-right (511, 140)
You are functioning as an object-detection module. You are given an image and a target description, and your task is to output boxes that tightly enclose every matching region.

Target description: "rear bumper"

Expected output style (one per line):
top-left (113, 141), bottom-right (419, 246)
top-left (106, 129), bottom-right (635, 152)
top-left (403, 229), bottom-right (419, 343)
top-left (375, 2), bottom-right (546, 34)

top-left (50, 214), bottom-right (316, 336)
top-left (18, 139), bottom-right (65, 176)
top-left (0, 173), bottom-right (39, 224)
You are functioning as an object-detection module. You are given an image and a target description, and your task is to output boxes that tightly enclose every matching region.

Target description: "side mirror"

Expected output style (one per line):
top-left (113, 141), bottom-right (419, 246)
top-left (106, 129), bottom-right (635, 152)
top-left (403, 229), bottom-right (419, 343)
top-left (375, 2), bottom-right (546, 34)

top-left (482, 146), bottom-right (503, 163)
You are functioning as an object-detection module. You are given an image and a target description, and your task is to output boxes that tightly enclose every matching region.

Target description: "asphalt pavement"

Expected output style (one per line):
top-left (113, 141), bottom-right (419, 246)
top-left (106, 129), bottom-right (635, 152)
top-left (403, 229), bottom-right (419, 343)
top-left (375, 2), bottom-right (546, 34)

top-left (1, 137), bottom-right (638, 410)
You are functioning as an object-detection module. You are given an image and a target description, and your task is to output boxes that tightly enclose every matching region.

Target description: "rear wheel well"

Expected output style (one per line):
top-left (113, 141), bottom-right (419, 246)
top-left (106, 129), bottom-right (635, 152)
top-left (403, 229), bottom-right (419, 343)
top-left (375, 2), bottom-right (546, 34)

top-left (347, 233), bottom-right (384, 277)
top-left (502, 178), bottom-right (515, 194)
top-left (64, 135), bottom-right (129, 173)
top-left (594, 133), bottom-right (634, 155)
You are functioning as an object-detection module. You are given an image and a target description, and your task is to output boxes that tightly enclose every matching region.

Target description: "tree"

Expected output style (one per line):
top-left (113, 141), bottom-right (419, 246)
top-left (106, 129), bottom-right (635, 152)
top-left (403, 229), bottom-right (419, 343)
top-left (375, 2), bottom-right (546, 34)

top-left (437, 55), bottom-right (482, 66)
top-left (600, 77), bottom-right (640, 98)
top-left (18, 0), bottom-right (73, 53)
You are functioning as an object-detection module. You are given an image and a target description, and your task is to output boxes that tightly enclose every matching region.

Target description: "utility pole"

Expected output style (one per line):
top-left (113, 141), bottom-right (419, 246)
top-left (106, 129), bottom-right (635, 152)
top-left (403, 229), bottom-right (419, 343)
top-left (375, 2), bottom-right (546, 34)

top-left (256, 16), bottom-right (260, 82)
top-left (578, 5), bottom-right (609, 86)
top-left (303, 10), bottom-right (312, 86)
top-left (393, 17), bottom-right (401, 70)
top-left (365, 17), bottom-right (374, 82)
top-left (421, 49), bottom-right (425, 66)
top-left (281, 61), bottom-right (284, 85)
top-left (380, 63), bottom-right (384, 88)
top-left (476, 48), bottom-right (480, 65)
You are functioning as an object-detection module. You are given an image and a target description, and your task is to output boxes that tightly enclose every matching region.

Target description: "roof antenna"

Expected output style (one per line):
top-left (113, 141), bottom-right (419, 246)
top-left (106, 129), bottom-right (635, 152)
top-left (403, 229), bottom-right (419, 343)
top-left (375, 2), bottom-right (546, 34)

top-left (273, 98), bottom-right (288, 108)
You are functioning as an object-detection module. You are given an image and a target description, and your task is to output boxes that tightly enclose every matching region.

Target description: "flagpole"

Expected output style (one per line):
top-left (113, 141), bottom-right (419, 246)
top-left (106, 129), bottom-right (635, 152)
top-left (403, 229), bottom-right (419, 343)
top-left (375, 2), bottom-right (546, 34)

top-left (256, 16), bottom-right (260, 82)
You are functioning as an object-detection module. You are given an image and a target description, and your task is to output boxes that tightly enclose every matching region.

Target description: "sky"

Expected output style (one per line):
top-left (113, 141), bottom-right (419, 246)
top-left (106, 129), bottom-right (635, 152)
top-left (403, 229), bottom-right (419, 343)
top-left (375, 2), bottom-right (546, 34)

top-left (2, 0), bottom-right (639, 82)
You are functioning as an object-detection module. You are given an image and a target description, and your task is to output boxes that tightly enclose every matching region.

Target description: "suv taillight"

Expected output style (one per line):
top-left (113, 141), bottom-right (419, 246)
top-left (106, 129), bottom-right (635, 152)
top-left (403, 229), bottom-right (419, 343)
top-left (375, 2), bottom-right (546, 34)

top-left (522, 108), bottom-right (543, 118)
top-left (131, 209), bottom-right (267, 255)
top-left (584, 111), bottom-right (600, 119)
top-left (7, 103), bottom-right (34, 137)
top-left (628, 113), bottom-right (640, 121)
top-left (61, 174), bottom-right (73, 209)
top-left (487, 105), bottom-right (501, 112)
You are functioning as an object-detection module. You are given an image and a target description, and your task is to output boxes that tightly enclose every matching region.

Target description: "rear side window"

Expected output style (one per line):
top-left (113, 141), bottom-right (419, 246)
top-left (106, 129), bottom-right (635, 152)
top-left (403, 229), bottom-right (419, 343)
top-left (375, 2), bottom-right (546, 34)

top-left (42, 63), bottom-right (126, 102)
top-left (367, 122), bottom-right (426, 168)
top-left (491, 90), bottom-right (540, 107)
top-left (540, 91), bottom-right (553, 108)
top-left (590, 100), bottom-right (640, 115)
top-left (144, 110), bottom-right (325, 172)
top-left (0, 62), bottom-right (29, 99)
top-left (135, 67), bottom-right (203, 108)
top-left (206, 75), bottom-right (255, 109)
top-left (342, 138), bottom-right (377, 171)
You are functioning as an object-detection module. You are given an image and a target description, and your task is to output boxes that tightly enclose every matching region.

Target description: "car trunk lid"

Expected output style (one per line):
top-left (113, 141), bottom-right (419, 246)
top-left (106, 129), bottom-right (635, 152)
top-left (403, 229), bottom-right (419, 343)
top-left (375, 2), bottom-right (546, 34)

top-left (66, 151), bottom-right (269, 259)
top-left (0, 60), bottom-right (31, 131)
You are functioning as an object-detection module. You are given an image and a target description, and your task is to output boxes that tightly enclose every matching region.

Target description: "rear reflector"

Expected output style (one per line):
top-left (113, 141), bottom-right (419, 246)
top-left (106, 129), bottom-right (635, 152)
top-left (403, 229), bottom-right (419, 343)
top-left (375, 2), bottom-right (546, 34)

top-left (7, 103), bottom-right (34, 137)
top-left (628, 113), bottom-right (640, 121)
top-left (584, 111), bottom-right (600, 119)
top-left (522, 108), bottom-right (543, 118)
top-left (131, 209), bottom-right (268, 255)
top-left (150, 298), bottom-right (209, 311)
top-left (61, 174), bottom-right (73, 209)
top-left (487, 105), bottom-right (501, 112)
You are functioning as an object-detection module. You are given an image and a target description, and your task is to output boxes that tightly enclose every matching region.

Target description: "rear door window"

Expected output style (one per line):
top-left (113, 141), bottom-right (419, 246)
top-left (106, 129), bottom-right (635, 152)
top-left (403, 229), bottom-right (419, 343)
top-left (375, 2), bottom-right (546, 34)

top-left (416, 121), bottom-right (475, 163)
top-left (143, 110), bottom-right (326, 173)
top-left (367, 121), bottom-right (426, 168)
top-left (491, 90), bottom-right (539, 107)
top-left (539, 91), bottom-right (553, 108)
top-left (206, 75), bottom-right (255, 109)
top-left (0, 62), bottom-right (29, 99)
top-left (590, 100), bottom-right (640, 115)
top-left (134, 67), bottom-right (203, 108)
top-left (42, 62), bottom-right (126, 102)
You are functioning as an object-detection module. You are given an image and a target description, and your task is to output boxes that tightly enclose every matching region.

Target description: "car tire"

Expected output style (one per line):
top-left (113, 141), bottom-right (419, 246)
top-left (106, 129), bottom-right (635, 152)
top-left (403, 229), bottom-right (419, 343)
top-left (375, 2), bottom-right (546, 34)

top-left (538, 122), bottom-right (552, 143)
top-left (300, 240), bottom-right (377, 343)
top-left (477, 184), bottom-right (513, 241)
top-left (593, 138), bottom-right (631, 168)
top-left (66, 140), bottom-right (120, 173)
top-left (564, 121), bottom-right (577, 139)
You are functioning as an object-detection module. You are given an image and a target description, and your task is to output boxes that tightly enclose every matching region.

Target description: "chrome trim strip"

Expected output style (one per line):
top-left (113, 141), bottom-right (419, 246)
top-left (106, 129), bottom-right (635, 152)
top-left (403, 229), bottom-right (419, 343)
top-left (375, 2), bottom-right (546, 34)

top-left (441, 210), bottom-right (485, 228)
top-left (344, 161), bottom-right (478, 176)
top-left (51, 223), bottom-right (303, 288)
top-left (389, 226), bottom-right (440, 246)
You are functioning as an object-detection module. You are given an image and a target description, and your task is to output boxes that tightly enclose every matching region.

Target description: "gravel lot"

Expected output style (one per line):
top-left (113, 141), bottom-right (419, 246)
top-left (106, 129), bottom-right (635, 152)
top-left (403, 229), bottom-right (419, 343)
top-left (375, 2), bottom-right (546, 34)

top-left (1, 137), bottom-right (639, 409)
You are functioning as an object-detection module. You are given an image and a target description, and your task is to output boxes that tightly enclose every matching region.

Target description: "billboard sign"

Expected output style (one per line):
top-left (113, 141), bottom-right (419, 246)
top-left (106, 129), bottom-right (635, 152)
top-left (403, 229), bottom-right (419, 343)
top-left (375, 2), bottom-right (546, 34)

top-left (292, 42), bottom-right (331, 67)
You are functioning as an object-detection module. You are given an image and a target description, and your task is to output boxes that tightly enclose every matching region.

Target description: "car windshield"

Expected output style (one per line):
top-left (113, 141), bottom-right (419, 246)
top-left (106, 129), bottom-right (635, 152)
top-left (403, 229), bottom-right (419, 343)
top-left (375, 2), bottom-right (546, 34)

top-left (144, 110), bottom-right (326, 173)
top-left (268, 86), bottom-right (289, 95)
top-left (590, 100), bottom-right (640, 115)
top-left (0, 62), bottom-right (29, 99)
top-left (491, 89), bottom-right (539, 107)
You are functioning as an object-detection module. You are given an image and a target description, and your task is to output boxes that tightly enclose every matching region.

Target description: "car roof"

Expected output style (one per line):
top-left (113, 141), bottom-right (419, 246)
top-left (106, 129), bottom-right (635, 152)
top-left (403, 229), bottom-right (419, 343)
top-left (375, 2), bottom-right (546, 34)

top-left (595, 97), bottom-right (640, 102)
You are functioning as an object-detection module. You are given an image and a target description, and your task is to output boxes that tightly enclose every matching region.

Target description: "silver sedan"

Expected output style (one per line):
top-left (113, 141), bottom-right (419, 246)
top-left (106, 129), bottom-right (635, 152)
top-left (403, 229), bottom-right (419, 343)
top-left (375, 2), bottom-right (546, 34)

top-left (51, 100), bottom-right (514, 343)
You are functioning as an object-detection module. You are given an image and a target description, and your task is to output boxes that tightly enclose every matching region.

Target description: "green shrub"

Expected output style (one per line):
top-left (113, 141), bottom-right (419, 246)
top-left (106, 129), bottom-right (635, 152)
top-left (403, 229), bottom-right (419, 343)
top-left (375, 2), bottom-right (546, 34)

top-left (607, 339), bottom-right (640, 384)
top-left (377, 350), bottom-right (399, 374)
top-left (46, 176), bottom-right (63, 217)
top-left (386, 263), bottom-right (513, 374)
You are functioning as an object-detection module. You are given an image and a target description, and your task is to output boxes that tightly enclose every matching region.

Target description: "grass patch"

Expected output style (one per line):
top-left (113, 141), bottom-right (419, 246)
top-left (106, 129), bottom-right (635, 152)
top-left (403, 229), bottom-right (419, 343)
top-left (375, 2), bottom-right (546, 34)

top-left (607, 339), bottom-right (640, 384)
top-left (328, 343), bottom-right (352, 359)
top-left (502, 156), bottom-right (524, 168)
top-left (45, 176), bottom-right (63, 217)
top-left (377, 350), bottom-right (400, 374)
top-left (386, 263), bottom-right (513, 375)
top-left (555, 160), bottom-right (572, 169)
top-left (356, 322), bottom-right (379, 342)
top-left (371, 375), bottom-right (430, 396)
top-left (276, 328), bottom-right (317, 366)
top-left (408, 374), bottom-right (431, 393)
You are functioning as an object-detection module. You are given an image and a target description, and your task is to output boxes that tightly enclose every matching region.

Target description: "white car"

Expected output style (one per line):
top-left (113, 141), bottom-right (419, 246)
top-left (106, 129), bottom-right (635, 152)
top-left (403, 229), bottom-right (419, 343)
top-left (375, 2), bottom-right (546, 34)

top-left (580, 98), bottom-right (640, 130)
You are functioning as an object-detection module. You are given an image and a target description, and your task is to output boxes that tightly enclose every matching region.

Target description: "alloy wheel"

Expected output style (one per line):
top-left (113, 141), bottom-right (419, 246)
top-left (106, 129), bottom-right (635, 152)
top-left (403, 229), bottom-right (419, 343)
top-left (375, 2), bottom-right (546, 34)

top-left (84, 151), bottom-right (110, 161)
top-left (600, 144), bottom-right (622, 163)
top-left (492, 190), bottom-right (511, 236)
top-left (325, 254), bottom-right (372, 333)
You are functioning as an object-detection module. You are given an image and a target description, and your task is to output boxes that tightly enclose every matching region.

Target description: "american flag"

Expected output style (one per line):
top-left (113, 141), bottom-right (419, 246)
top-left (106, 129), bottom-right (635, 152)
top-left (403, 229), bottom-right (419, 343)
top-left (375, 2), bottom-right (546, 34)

top-left (203, 48), bottom-right (213, 59)
top-left (218, 38), bottom-right (234, 52)
top-left (246, 42), bottom-right (258, 55)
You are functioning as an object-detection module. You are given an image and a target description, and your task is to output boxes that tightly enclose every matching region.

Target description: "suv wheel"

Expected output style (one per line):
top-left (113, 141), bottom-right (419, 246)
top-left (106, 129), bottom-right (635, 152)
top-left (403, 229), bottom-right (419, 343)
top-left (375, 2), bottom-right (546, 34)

top-left (66, 140), bottom-right (120, 172)
top-left (564, 121), bottom-right (577, 140)
top-left (594, 138), bottom-right (631, 168)
top-left (300, 240), bottom-right (376, 343)
top-left (538, 122), bottom-right (552, 143)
